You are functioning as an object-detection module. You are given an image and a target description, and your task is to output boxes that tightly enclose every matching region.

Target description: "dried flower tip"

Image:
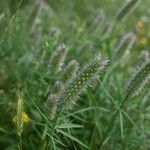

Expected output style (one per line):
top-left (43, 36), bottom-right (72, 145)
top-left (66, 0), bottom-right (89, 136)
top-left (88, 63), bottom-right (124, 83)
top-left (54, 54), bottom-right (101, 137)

top-left (44, 94), bottom-right (59, 120)
top-left (126, 60), bottom-right (150, 97)
top-left (52, 81), bottom-right (65, 94)
top-left (61, 53), bottom-right (108, 108)
top-left (115, 0), bottom-right (141, 22)
top-left (49, 43), bottom-right (68, 71)
top-left (63, 60), bottom-right (79, 81)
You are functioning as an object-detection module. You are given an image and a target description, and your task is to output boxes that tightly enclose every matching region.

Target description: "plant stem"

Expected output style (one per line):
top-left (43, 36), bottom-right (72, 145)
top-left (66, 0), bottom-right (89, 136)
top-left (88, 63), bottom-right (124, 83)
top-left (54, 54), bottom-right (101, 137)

top-left (99, 94), bottom-right (130, 149)
top-left (50, 103), bottom-right (64, 136)
top-left (18, 135), bottom-right (23, 150)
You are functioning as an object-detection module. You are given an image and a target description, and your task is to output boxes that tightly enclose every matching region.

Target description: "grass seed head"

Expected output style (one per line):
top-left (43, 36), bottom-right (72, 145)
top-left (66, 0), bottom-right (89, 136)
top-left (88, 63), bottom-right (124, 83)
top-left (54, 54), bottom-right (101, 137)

top-left (126, 60), bottom-right (150, 98)
top-left (52, 81), bottom-right (65, 94)
top-left (49, 43), bottom-right (68, 71)
top-left (12, 91), bottom-right (29, 136)
top-left (63, 60), bottom-right (79, 81)
top-left (45, 94), bottom-right (59, 120)
top-left (61, 53), bottom-right (109, 108)
top-left (139, 50), bottom-right (150, 62)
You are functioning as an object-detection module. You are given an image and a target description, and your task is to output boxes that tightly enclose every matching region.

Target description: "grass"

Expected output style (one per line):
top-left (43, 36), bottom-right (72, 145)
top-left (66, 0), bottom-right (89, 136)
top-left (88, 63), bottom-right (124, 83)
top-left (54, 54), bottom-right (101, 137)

top-left (0, 0), bottom-right (150, 149)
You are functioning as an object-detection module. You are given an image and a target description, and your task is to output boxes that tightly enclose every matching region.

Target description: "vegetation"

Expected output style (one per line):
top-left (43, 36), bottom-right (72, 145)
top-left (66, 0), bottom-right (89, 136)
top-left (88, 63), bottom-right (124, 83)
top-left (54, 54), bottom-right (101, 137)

top-left (0, 0), bottom-right (150, 149)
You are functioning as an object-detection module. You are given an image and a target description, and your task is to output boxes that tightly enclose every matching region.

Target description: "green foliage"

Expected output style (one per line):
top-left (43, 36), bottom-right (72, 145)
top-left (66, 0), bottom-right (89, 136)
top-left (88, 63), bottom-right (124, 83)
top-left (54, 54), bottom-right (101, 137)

top-left (0, 0), bottom-right (150, 149)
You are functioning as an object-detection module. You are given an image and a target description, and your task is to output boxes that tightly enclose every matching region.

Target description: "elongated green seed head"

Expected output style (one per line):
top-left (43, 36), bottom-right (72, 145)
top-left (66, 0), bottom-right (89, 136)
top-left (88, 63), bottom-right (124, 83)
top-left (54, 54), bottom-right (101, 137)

top-left (61, 53), bottom-right (109, 108)
top-left (13, 92), bottom-right (24, 136)
top-left (126, 61), bottom-right (150, 97)
top-left (63, 60), bottom-right (79, 81)
top-left (49, 43), bottom-right (68, 71)
top-left (52, 81), bottom-right (65, 94)
top-left (44, 94), bottom-right (59, 120)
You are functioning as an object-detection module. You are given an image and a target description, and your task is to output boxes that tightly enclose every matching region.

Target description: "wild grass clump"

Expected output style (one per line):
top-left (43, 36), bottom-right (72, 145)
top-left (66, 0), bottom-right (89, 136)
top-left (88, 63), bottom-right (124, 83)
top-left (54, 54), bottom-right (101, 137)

top-left (0, 0), bottom-right (150, 149)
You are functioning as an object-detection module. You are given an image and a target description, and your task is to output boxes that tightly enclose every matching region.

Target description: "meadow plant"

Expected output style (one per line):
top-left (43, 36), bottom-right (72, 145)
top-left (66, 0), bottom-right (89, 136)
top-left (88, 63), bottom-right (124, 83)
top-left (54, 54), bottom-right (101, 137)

top-left (12, 91), bottom-right (29, 149)
top-left (52, 81), bottom-right (65, 94)
top-left (49, 43), bottom-right (68, 71)
top-left (0, 0), bottom-right (150, 149)
top-left (60, 53), bottom-right (108, 109)
top-left (13, 92), bottom-right (24, 137)
top-left (63, 59), bottom-right (79, 81)
top-left (126, 60), bottom-right (150, 98)
top-left (44, 94), bottom-right (59, 120)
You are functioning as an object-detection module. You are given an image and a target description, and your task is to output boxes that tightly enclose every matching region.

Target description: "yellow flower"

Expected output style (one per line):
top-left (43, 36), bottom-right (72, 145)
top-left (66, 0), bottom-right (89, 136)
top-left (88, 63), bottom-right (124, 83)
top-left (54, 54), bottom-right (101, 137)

top-left (136, 20), bottom-right (144, 29)
top-left (139, 37), bottom-right (148, 45)
top-left (22, 112), bottom-right (30, 123)
top-left (13, 112), bottom-right (30, 124)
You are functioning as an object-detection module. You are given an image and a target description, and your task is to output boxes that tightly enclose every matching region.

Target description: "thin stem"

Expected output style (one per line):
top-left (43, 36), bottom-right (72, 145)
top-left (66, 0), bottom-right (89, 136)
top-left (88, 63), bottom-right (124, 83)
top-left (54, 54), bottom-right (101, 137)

top-left (18, 135), bottom-right (23, 150)
top-left (50, 103), bottom-right (64, 136)
top-left (99, 94), bottom-right (130, 149)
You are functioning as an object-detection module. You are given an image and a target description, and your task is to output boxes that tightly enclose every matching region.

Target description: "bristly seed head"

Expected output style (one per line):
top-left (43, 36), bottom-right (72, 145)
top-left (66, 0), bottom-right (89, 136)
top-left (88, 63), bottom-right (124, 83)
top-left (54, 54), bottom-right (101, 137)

top-left (60, 53), bottom-right (109, 109)
top-left (63, 60), bottom-right (79, 81)
top-left (52, 81), bottom-right (65, 94)
top-left (44, 94), bottom-right (59, 120)
top-left (139, 50), bottom-right (150, 62)
top-left (49, 43), bottom-right (68, 71)
top-left (126, 60), bottom-right (150, 97)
